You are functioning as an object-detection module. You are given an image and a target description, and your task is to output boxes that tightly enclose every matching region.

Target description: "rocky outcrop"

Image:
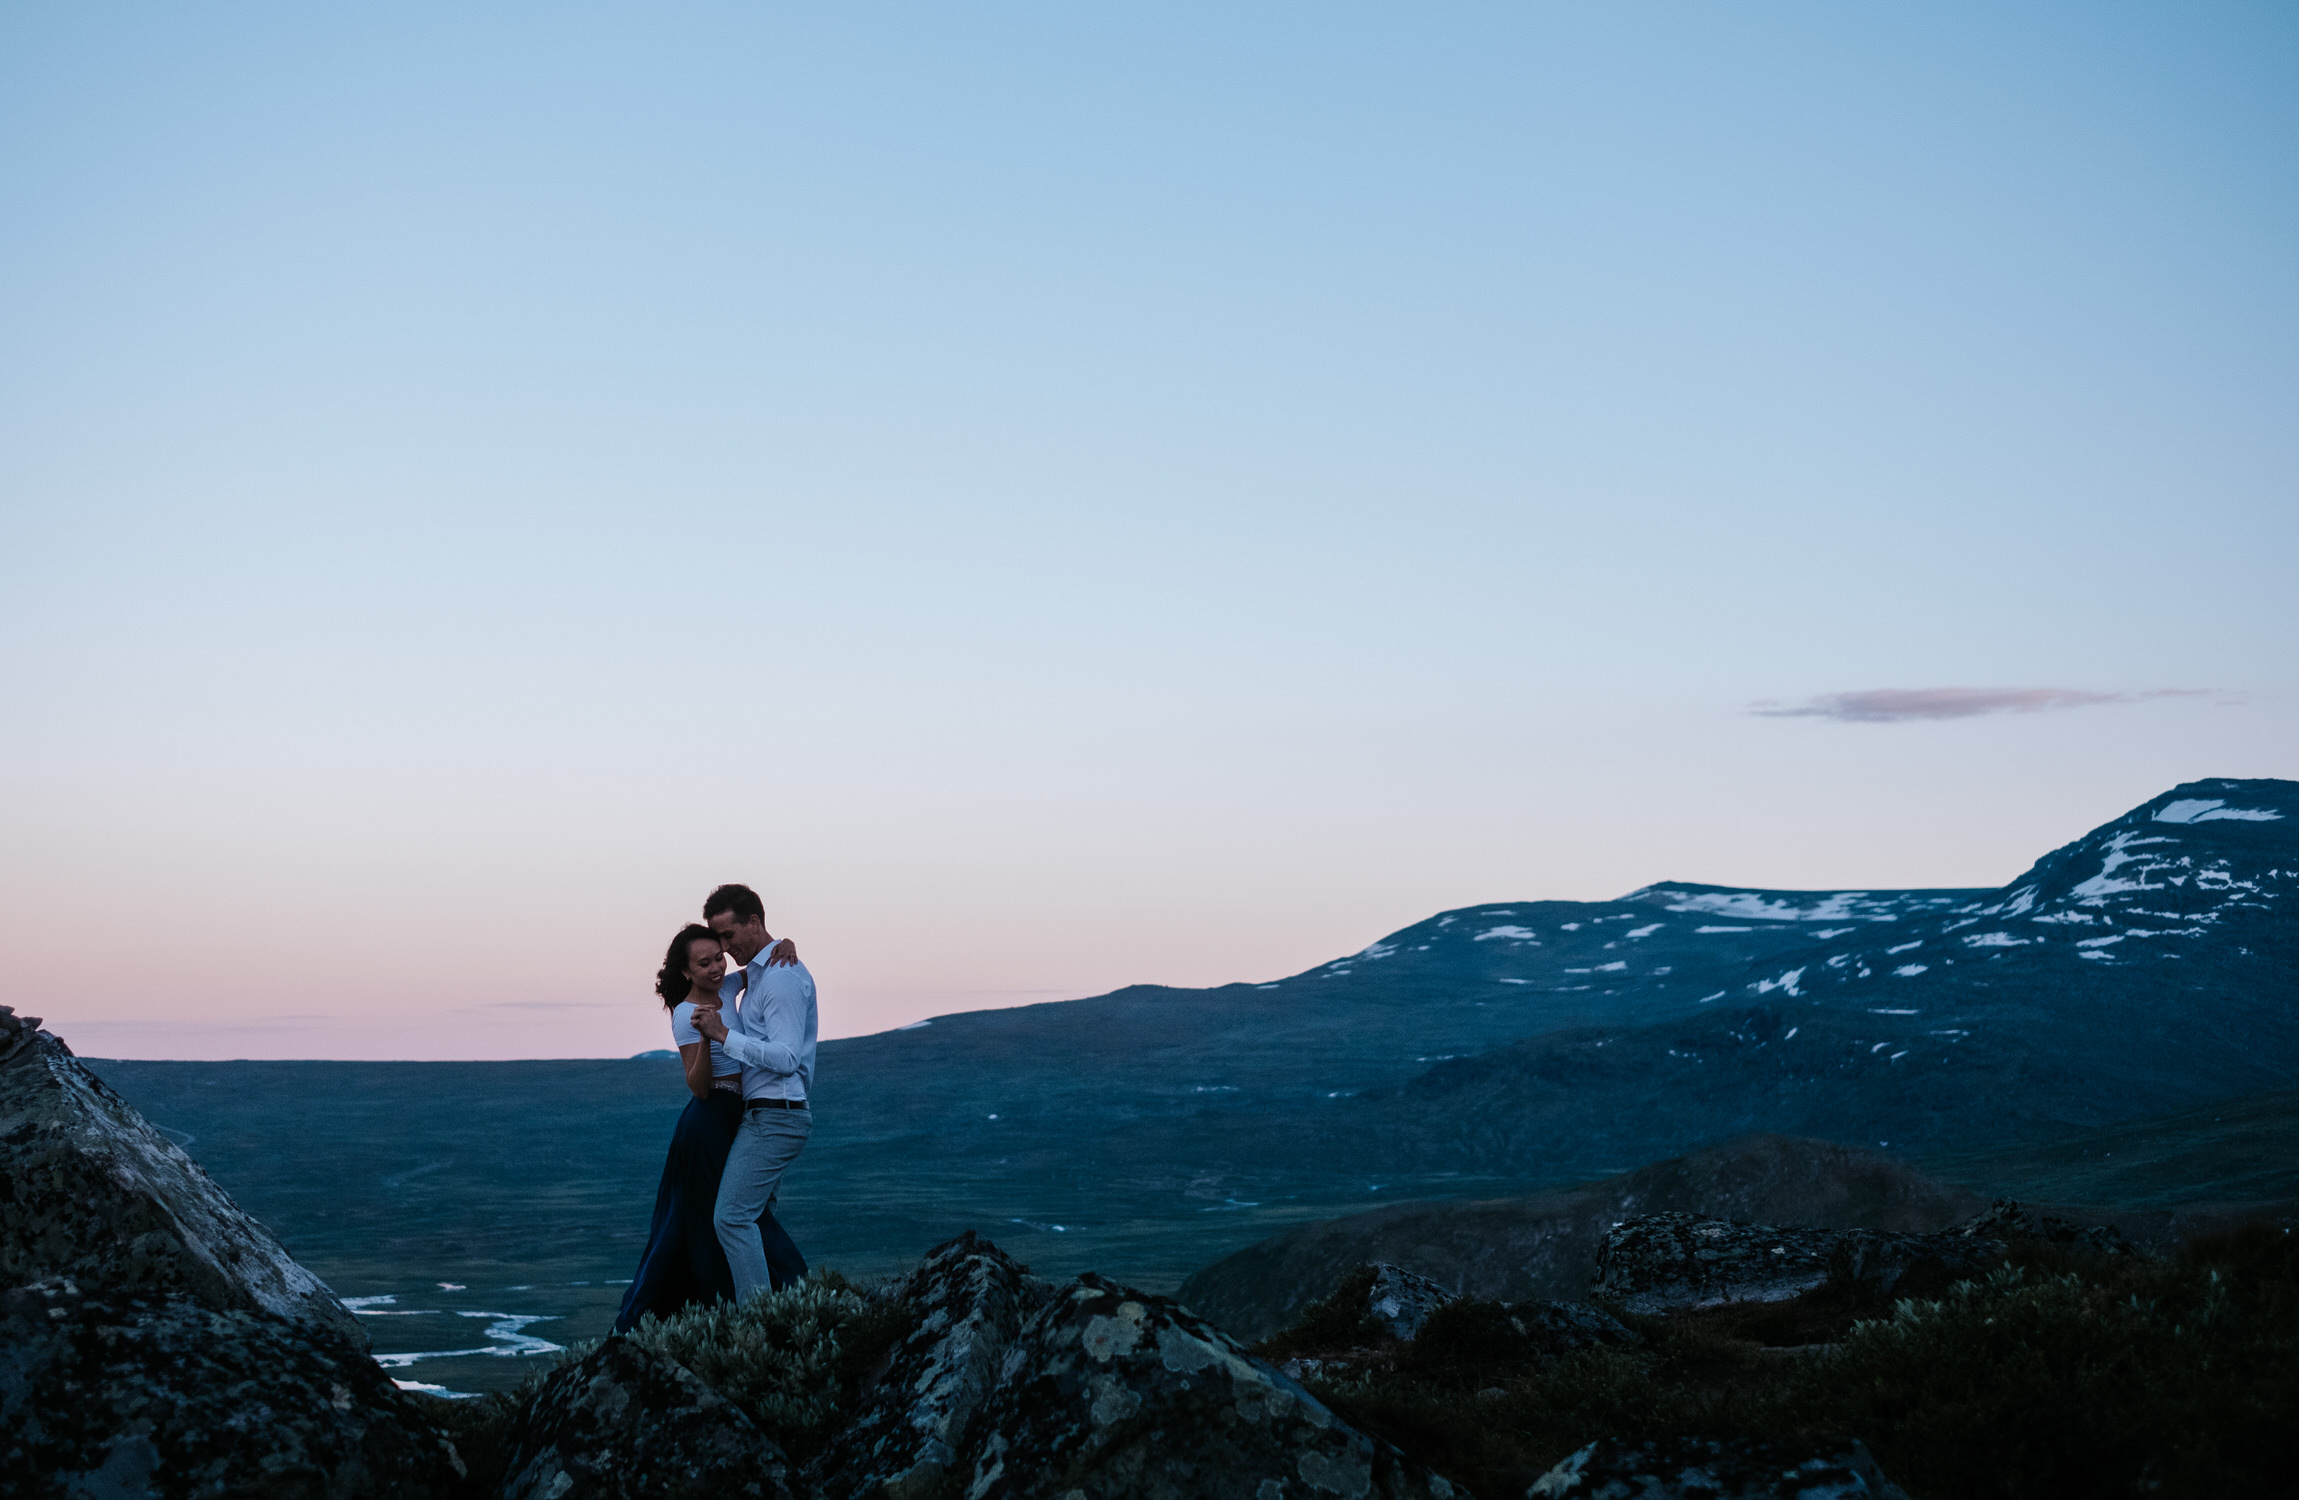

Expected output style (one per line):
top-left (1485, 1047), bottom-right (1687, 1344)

top-left (1365, 1263), bottom-right (1454, 1340)
top-left (807, 1231), bottom-right (1044, 1500)
top-left (1595, 1214), bottom-right (1845, 1314)
top-left (1956, 1197), bottom-right (2135, 1257)
top-left (2, 1017), bottom-right (457, 1499)
top-left (0, 1003), bottom-right (40, 1065)
top-left (1279, 1281), bottom-right (1639, 1386)
top-left (1593, 1202), bottom-right (2113, 1314)
top-left (0, 1272), bottom-right (465, 1499)
top-left (0, 1015), bottom-right (362, 1347)
top-left (1594, 1211), bottom-right (2036, 1315)
top-left (499, 1336), bottom-right (795, 1500)
top-left (964, 1273), bottom-right (1458, 1500)
top-left (1528, 1437), bottom-right (1910, 1498)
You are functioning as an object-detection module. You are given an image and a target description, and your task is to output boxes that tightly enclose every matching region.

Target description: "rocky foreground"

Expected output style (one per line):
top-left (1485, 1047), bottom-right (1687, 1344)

top-left (0, 1006), bottom-right (1474, 1499)
top-left (11, 1005), bottom-right (2286, 1498)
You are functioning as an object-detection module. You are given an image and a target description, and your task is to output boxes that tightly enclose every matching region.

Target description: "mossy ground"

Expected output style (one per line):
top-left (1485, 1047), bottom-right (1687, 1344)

top-left (1264, 1225), bottom-right (2299, 1500)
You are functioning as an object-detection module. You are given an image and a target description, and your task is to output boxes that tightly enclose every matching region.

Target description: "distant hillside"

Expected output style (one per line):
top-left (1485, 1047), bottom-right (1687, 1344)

top-left (1923, 1086), bottom-right (2299, 1212)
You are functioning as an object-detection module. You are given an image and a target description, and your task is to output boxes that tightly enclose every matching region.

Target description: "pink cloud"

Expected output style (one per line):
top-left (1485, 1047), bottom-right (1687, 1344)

top-left (1751, 687), bottom-right (2215, 723)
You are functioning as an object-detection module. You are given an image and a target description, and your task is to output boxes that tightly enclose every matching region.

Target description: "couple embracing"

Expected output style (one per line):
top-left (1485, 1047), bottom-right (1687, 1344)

top-left (613, 883), bottom-right (818, 1332)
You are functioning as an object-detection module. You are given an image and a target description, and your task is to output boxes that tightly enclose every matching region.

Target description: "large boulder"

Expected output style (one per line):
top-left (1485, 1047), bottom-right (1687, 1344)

top-left (0, 1273), bottom-right (465, 1498)
top-left (0, 1013), bottom-right (362, 1347)
top-left (498, 1335), bottom-right (794, 1500)
top-left (1528, 1437), bottom-right (1910, 1499)
top-left (1365, 1263), bottom-right (1454, 1341)
top-left (963, 1272), bottom-right (1459, 1500)
top-left (1, 1016), bottom-right (459, 1498)
top-left (807, 1230), bottom-right (1043, 1500)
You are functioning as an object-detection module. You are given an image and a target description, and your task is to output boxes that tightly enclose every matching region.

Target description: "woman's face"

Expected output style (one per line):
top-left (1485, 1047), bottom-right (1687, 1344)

top-left (684, 938), bottom-right (728, 999)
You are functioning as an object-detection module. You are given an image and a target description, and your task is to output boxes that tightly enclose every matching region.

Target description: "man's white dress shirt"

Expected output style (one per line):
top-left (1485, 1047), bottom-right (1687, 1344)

top-left (715, 951), bottom-right (817, 1103)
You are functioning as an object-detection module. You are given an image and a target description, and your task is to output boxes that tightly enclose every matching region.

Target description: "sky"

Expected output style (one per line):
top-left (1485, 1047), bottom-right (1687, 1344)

top-left (2, 3), bottom-right (2293, 1061)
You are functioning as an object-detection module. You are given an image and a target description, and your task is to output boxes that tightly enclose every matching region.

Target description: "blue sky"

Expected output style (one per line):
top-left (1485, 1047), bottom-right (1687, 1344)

top-left (3, 3), bottom-right (2292, 1058)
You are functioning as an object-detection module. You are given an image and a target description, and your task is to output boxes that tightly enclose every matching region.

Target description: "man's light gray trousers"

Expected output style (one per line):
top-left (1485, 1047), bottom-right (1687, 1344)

top-left (713, 1106), bottom-right (813, 1300)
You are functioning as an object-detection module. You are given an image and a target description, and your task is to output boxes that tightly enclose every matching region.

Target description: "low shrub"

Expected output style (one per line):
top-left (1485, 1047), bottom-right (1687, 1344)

top-left (1269, 1227), bottom-right (2299, 1500)
top-left (1394, 1297), bottom-right (1542, 1378)
top-left (1786, 1242), bottom-right (2299, 1499)
top-left (619, 1270), bottom-right (911, 1462)
top-left (422, 1270), bottom-right (913, 1493)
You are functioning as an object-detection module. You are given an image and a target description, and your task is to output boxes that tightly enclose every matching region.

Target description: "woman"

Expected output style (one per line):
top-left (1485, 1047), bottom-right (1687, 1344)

top-left (613, 925), bottom-right (808, 1332)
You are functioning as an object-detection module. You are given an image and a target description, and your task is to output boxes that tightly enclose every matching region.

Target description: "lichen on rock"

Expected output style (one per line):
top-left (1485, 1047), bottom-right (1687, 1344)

top-left (1, 1016), bottom-right (456, 1499)
top-left (0, 1274), bottom-right (465, 1499)
top-left (1362, 1264), bottom-right (1453, 1342)
top-left (498, 1335), bottom-right (795, 1500)
top-left (0, 1020), bottom-right (363, 1348)
top-left (961, 1272), bottom-right (1456, 1500)
top-left (806, 1230), bottom-right (1043, 1500)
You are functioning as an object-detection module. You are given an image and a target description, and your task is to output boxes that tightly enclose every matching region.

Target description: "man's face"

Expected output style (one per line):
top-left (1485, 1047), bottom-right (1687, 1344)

top-left (707, 909), bottom-right (768, 965)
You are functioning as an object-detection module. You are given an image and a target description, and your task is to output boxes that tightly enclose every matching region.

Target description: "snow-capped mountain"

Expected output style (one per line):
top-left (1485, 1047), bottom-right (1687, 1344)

top-left (820, 778), bottom-right (2295, 1189)
top-left (1369, 779), bottom-right (2295, 1175)
top-left (1675, 779), bottom-right (2291, 996)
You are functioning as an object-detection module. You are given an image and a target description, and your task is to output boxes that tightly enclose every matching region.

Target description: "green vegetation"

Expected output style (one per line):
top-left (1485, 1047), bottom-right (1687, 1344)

top-left (1272, 1226), bottom-right (2299, 1500)
top-left (417, 1270), bottom-right (913, 1491)
top-left (617, 1271), bottom-right (913, 1464)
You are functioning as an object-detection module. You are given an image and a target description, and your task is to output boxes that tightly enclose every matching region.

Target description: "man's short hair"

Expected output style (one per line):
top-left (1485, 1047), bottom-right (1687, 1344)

top-left (703, 883), bottom-right (765, 924)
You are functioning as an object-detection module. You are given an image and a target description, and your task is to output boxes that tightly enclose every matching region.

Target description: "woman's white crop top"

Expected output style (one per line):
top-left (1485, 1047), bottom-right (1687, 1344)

top-left (669, 1001), bottom-right (741, 1077)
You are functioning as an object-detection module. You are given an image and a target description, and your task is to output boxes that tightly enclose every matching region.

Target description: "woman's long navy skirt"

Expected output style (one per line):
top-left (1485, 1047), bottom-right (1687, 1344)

top-left (613, 1090), bottom-right (808, 1332)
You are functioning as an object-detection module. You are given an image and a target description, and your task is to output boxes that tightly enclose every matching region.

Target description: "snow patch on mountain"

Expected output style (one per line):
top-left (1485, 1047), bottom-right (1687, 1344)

top-left (1641, 889), bottom-right (1880, 922)
top-left (2157, 799), bottom-right (2283, 824)
top-left (2073, 832), bottom-right (2183, 899)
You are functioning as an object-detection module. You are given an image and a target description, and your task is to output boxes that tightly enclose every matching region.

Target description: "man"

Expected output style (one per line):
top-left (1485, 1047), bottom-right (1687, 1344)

top-left (691, 882), bottom-right (817, 1299)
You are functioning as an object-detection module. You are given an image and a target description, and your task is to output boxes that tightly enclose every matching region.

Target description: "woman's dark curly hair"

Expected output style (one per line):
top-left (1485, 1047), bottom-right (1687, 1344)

top-left (655, 923), bottom-right (724, 1009)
